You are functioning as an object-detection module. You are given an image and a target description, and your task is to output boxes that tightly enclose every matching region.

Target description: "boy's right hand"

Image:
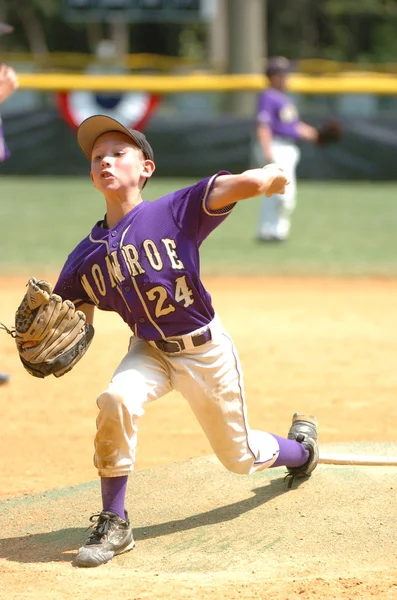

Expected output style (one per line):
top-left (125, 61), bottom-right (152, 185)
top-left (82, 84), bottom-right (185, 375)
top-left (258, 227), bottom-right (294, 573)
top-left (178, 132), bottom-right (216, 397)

top-left (263, 164), bottom-right (290, 197)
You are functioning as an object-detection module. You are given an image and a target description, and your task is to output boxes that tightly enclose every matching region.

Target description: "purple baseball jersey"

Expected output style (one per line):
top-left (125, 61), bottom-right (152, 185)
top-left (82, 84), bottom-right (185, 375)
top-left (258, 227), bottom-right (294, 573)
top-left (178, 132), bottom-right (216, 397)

top-left (0, 114), bottom-right (10, 163)
top-left (256, 88), bottom-right (300, 140)
top-left (54, 172), bottom-right (234, 340)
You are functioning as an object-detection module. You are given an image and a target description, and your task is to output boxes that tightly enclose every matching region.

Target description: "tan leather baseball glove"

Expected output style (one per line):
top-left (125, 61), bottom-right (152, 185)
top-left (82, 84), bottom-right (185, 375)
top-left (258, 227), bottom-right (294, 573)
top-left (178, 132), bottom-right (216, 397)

top-left (2, 277), bottom-right (94, 378)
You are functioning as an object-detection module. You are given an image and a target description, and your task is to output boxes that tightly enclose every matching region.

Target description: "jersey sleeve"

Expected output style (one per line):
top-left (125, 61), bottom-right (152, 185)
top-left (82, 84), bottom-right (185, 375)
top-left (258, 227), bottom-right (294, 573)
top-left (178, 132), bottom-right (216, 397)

top-left (170, 171), bottom-right (235, 243)
top-left (53, 255), bottom-right (95, 308)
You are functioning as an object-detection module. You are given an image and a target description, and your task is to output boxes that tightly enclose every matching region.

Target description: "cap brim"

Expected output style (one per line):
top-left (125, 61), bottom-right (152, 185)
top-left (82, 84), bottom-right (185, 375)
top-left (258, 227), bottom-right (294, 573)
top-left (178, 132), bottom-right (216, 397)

top-left (77, 115), bottom-right (142, 160)
top-left (0, 22), bottom-right (13, 36)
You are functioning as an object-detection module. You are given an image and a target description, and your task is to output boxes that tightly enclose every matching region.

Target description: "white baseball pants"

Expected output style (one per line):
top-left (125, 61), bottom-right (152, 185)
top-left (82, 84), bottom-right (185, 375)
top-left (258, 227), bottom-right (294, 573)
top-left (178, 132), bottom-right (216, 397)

top-left (94, 316), bottom-right (279, 477)
top-left (254, 138), bottom-right (301, 240)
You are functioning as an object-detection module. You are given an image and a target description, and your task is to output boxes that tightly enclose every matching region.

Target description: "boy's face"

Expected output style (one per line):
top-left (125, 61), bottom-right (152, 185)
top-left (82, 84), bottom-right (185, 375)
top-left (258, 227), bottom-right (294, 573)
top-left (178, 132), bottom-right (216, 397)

top-left (90, 131), bottom-right (154, 193)
top-left (269, 72), bottom-right (288, 91)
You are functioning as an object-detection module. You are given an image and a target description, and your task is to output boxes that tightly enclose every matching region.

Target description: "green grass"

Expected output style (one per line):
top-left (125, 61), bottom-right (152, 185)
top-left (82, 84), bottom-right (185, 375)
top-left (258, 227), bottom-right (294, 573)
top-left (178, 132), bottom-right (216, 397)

top-left (1, 176), bottom-right (396, 276)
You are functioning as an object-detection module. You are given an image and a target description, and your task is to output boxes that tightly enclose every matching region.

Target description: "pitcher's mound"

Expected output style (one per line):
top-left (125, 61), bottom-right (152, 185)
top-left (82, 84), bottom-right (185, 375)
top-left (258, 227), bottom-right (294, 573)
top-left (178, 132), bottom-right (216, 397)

top-left (1, 442), bottom-right (396, 599)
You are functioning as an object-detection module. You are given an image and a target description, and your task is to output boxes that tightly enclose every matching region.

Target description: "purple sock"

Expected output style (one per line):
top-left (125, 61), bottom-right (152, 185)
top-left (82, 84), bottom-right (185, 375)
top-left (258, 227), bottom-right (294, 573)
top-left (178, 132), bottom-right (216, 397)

top-left (270, 434), bottom-right (310, 468)
top-left (101, 476), bottom-right (128, 519)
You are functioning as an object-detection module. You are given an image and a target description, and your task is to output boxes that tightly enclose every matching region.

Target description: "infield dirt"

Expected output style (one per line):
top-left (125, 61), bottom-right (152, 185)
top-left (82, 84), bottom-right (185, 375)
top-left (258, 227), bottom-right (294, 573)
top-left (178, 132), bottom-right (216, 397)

top-left (1, 276), bottom-right (396, 599)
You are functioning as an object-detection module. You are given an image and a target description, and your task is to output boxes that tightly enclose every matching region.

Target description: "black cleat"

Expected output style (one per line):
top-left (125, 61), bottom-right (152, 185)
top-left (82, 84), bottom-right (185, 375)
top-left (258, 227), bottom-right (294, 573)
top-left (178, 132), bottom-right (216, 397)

top-left (74, 511), bottom-right (135, 568)
top-left (286, 413), bottom-right (319, 482)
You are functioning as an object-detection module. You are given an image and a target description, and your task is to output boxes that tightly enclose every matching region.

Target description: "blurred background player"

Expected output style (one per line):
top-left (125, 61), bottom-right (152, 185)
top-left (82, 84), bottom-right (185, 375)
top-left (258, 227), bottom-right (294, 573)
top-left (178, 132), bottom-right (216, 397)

top-left (253, 56), bottom-right (319, 242)
top-left (0, 21), bottom-right (19, 384)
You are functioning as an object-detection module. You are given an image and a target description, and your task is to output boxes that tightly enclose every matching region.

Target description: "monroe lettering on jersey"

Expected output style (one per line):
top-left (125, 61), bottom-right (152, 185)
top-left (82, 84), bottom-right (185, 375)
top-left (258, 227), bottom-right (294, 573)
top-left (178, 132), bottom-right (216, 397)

top-left (79, 237), bottom-right (186, 303)
top-left (54, 173), bottom-right (233, 340)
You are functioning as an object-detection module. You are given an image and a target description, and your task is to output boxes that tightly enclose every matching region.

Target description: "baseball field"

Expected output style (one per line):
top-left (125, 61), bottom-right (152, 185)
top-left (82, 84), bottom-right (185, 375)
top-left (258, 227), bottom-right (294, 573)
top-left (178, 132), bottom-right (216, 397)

top-left (1, 178), bottom-right (397, 599)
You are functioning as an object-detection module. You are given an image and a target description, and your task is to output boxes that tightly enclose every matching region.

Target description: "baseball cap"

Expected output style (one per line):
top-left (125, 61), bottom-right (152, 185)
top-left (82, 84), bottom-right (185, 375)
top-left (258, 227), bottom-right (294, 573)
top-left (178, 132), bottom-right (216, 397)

top-left (77, 115), bottom-right (154, 161)
top-left (265, 56), bottom-right (291, 77)
top-left (0, 22), bottom-right (13, 36)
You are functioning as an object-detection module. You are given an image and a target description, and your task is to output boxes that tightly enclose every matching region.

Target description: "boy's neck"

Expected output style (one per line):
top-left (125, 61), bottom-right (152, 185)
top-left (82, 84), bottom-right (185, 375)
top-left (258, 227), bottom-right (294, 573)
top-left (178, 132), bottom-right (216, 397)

top-left (104, 193), bottom-right (143, 229)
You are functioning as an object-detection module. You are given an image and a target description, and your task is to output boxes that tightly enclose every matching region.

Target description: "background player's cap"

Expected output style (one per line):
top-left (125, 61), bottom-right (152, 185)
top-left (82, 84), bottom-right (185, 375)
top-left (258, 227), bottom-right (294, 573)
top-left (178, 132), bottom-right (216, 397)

top-left (265, 56), bottom-right (291, 77)
top-left (77, 115), bottom-right (154, 161)
top-left (0, 22), bottom-right (13, 36)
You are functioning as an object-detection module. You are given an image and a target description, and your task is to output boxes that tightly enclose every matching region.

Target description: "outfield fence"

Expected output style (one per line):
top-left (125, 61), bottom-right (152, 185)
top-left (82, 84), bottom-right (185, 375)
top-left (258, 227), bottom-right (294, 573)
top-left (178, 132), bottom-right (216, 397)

top-left (2, 108), bottom-right (397, 180)
top-left (3, 58), bottom-right (397, 179)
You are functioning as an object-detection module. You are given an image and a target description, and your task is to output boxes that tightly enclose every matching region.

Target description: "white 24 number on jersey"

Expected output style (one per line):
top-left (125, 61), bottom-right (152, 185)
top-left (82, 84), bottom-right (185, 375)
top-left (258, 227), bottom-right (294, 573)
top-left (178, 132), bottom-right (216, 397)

top-left (146, 276), bottom-right (194, 317)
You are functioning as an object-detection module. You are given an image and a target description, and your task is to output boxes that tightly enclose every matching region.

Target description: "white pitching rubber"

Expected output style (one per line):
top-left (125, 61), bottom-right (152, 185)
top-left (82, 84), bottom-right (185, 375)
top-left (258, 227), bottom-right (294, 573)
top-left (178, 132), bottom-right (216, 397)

top-left (319, 453), bottom-right (397, 466)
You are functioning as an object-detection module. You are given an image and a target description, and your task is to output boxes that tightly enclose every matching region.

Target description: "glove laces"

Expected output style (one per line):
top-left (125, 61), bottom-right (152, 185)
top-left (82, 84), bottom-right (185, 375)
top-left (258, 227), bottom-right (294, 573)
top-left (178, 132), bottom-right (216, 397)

top-left (0, 323), bottom-right (16, 338)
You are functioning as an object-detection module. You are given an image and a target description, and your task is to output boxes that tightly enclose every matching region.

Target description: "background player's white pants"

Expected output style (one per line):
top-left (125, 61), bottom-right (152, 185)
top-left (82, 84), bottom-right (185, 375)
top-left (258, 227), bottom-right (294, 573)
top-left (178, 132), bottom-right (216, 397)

top-left (254, 138), bottom-right (301, 240)
top-left (94, 316), bottom-right (280, 477)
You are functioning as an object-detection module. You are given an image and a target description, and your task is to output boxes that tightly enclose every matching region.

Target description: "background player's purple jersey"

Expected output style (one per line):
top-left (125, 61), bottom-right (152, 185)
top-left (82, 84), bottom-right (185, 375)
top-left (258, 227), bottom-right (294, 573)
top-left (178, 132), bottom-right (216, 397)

top-left (0, 114), bottom-right (10, 162)
top-left (54, 172), bottom-right (234, 340)
top-left (256, 88), bottom-right (300, 140)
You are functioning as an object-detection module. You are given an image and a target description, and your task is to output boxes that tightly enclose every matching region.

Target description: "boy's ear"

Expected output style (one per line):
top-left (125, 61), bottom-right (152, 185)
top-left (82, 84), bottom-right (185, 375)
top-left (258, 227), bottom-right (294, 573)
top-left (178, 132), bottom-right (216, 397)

top-left (142, 159), bottom-right (155, 177)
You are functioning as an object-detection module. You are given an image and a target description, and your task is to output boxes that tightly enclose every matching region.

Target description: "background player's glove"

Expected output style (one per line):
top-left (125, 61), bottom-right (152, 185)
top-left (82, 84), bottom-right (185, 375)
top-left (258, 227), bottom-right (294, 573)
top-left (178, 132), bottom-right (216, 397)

top-left (316, 119), bottom-right (343, 146)
top-left (4, 277), bottom-right (94, 378)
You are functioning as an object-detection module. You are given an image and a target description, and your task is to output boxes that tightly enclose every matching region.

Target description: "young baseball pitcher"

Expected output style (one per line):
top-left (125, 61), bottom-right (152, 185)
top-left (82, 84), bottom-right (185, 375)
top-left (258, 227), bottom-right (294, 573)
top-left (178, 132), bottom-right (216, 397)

top-left (9, 115), bottom-right (319, 567)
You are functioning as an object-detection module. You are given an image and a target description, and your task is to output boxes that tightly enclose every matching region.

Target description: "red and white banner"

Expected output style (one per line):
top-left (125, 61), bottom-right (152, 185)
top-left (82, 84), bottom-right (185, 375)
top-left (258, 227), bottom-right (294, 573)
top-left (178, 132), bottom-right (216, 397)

top-left (56, 90), bottom-right (161, 132)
